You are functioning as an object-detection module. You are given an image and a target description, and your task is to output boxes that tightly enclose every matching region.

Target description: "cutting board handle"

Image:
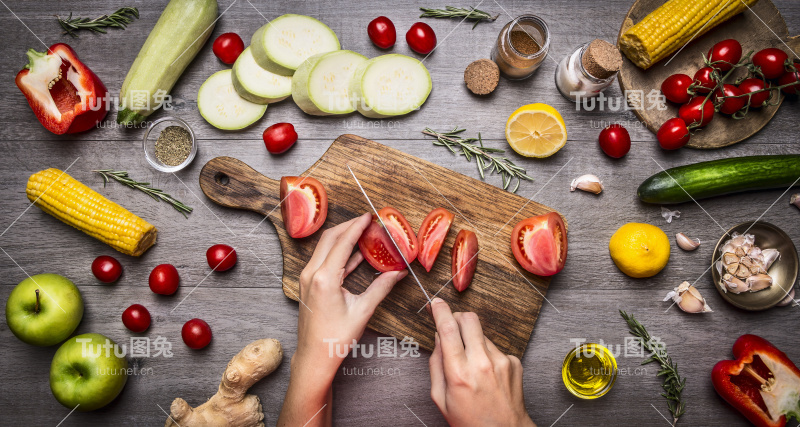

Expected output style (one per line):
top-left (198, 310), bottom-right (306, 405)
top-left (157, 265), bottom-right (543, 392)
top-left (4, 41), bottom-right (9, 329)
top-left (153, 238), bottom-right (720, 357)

top-left (199, 157), bottom-right (281, 217)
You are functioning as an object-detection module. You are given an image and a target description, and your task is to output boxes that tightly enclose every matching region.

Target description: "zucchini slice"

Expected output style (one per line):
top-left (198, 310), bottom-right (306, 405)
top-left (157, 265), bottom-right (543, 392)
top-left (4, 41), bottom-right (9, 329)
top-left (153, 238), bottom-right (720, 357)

top-left (250, 14), bottom-right (340, 76)
top-left (349, 54), bottom-right (432, 118)
top-left (198, 70), bottom-right (267, 130)
top-left (291, 50), bottom-right (367, 115)
top-left (232, 47), bottom-right (292, 105)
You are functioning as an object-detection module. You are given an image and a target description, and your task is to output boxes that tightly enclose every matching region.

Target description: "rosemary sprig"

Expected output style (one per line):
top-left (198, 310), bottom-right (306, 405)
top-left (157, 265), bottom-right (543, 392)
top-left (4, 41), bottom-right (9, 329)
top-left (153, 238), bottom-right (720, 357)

top-left (620, 311), bottom-right (686, 426)
top-left (419, 6), bottom-right (499, 29)
top-left (57, 7), bottom-right (139, 38)
top-left (423, 127), bottom-right (533, 193)
top-left (94, 169), bottom-right (192, 218)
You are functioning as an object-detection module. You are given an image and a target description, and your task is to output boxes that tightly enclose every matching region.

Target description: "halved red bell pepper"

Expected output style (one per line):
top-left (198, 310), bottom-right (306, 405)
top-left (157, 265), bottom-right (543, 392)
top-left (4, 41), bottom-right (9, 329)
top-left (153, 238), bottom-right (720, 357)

top-left (712, 334), bottom-right (800, 427)
top-left (15, 43), bottom-right (108, 134)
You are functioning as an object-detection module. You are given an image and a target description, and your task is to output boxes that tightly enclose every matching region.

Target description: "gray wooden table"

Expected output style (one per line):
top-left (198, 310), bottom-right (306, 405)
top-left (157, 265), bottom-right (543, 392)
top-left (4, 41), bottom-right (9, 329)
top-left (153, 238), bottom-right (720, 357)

top-left (1, 1), bottom-right (799, 426)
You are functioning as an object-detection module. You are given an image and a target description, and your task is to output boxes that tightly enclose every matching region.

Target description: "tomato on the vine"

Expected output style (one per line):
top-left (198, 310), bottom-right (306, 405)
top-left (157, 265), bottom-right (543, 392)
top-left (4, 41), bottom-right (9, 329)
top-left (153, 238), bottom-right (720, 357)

top-left (598, 124), bottom-right (631, 159)
top-left (778, 69), bottom-right (800, 95)
top-left (693, 67), bottom-right (716, 93)
top-left (707, 39), bottom-right (742, 72)
top-left (752, 48), bottom-right (789, 80)
top-left (715, 84), bottom-right (747, 114)
top-left (263, 123), bottom-right (297, 154)
top-left (367, 16), bottom-right (396, 49)
top-left (738, 78), bottom-right (771, 108)
top-left (678, 97), bottom-right (714, 127)
top-left (212, 33), bottom-right (245, 65)
top-left (406, 22), bottom-right (436, 55)
top-left (661, 73), bottom-right (694, 104)
top-left (657, 118), bottom-right (690, 150)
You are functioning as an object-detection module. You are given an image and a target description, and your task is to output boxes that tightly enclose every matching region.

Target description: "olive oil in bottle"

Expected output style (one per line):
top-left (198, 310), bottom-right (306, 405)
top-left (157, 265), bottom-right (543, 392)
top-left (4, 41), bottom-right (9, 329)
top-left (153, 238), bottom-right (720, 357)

top-left (561, 343), bottom-right (618, 399)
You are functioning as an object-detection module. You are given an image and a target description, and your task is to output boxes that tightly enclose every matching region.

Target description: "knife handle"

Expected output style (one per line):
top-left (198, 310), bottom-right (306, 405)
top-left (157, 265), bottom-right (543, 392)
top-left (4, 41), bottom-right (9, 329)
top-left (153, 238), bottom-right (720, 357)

top-left (199, 156), bottom-right (281, 217)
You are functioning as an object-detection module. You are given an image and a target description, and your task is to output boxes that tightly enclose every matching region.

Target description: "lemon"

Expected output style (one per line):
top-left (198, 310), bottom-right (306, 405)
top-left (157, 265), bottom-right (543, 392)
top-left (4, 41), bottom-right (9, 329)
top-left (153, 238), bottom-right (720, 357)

top-left (505, 103), bottom-right (567, 158)
top-left (609, 223), bottom-right (670, 278)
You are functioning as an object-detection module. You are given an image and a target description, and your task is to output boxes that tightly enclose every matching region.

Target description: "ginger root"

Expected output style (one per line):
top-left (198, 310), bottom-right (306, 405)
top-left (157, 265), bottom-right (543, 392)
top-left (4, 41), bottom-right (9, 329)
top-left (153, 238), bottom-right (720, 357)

top-left (165, 338), bottom-right (283, 427)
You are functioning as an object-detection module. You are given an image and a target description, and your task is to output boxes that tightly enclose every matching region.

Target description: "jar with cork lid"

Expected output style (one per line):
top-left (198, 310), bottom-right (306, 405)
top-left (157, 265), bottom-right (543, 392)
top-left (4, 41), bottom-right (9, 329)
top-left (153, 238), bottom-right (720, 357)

top-left (491, 15), bottom-right (550, 80)
top-left (555, 39), bottom-right (622, 102)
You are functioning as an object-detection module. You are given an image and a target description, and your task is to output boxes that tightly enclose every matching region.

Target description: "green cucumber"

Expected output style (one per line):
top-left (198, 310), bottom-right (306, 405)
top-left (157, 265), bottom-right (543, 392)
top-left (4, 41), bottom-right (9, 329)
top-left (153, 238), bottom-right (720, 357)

top-left (637, 155), bottom-right (800, 204)
top-left (117, 0), bottom-right (218, 125)
top-left (291, 50), bottom-right (367, 116)
top-left (232, 47), bottom-right (292, 105)
top-left (250, 14), bottom-right (340, 76)
top-left (349, 54), bottom-right (432, 118)
top-left (198, 70), bottom-right (267, 130)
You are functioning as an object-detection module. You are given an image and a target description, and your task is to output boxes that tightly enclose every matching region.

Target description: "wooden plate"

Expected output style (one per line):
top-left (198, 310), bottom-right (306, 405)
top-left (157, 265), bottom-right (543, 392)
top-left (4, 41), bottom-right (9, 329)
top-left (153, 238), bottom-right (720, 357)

top-left (711, 222), bottom-right (798, 311)
top-left (617, 0), bottom-right (798, 149)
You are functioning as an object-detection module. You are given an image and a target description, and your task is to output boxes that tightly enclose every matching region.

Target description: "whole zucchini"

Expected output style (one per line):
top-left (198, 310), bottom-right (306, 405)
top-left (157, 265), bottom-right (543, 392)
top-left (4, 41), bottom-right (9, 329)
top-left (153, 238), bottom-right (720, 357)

top-left (638, 155), bottom-right (800, 204)
top-left (117, 0), bottom-right (218, 125)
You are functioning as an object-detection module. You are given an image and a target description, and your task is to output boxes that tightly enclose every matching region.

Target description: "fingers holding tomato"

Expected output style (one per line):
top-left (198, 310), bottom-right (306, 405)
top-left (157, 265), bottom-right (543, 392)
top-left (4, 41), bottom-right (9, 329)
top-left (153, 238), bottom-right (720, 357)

top-left (358, 207), bottom-right (418, 272)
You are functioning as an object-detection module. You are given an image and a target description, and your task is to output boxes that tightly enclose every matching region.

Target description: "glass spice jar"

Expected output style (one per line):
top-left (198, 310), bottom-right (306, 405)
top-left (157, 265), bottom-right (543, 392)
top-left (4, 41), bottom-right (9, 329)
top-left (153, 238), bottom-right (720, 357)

top-left (555, 41), bottom-right (620, 102)
top-left (491, 15), bottom-right (550, 80)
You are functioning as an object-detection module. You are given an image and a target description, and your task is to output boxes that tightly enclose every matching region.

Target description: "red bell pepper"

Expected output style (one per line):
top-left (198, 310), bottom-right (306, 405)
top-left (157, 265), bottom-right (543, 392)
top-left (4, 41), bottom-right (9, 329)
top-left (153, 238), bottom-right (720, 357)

top-left (712, 335), bottom-right (800, 427)
top-left (15, 43), bottom-right (108, 134)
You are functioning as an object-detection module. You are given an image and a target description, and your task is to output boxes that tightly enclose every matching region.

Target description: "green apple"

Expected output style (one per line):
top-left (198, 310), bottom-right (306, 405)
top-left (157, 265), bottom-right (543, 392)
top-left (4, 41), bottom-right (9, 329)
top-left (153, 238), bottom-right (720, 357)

top-left (50, 333), bottom-right (128, 411)
top-left (5, 273), bottom-right (84, 346)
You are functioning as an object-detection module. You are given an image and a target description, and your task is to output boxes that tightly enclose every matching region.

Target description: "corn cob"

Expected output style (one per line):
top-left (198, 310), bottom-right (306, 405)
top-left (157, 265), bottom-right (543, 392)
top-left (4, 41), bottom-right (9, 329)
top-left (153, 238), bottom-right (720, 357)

top-left (26, 168), bottom-right (157, 256)
top-left (620, 0), bottom-right (759, 69)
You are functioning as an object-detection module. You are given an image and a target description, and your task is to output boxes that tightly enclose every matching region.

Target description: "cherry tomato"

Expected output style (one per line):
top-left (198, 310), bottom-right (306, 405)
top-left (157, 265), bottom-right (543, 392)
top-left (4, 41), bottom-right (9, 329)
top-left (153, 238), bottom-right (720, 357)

top-left (738, 78), bottom-right (771, 108)
top-left (678, 96), bottom-right (715, 127)
top-left (91, 255), bottom-right (122, 283)
top-left (367, 16), bottom-right (396, 49)
top-left (657, 118), bottom-right (690, 150)
top-left (707, 39), bottom-right (742, 72)
top-left (206, 244), bottom-right (237, 272)
top-left (417, 208), bottom-right (454, 272)
top-left (212, 33), bottom-right (245, 65)
top-left (715, 84), bottom-right (746, 115)
top-left (752, 48), bottom-right (789, 79)
top-left (510, 212), bottom-right (567, 277)
top-left (598, 124), bottom-right (631, 159)
top-left (661, 73), bottom-right (694, 104)
top-left (122, 304), bottom-right (151, 333)
top-left (406, 22), bottom-right (436, 55)
top-left (149, 264), bottom-right (180, 295)
top-left (182, 318), bottom-right (212, 350)
top-left (263, 123), bottom-right (298, 154)
top-left (693, 67), bottom-right (717, 94)
top-left (359, 207), bottom-right (418, 272)
top-left (778, 69), bottom-right (800, 95)
top-left (279, 176), bottom-right (328, 238)
top-left (451, 229), bottom-right (478, 292)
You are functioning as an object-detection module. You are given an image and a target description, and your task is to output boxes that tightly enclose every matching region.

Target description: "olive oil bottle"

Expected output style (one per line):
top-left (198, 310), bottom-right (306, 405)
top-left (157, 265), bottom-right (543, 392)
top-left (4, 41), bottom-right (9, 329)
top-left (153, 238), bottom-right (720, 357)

top-left (561, 343), bottom-right (618, 399)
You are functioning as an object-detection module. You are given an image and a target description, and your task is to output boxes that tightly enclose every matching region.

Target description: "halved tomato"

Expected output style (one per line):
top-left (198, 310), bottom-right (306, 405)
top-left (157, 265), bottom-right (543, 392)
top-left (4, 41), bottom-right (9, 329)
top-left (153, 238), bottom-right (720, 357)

top-left (280, 176), bottom-right (328, 238)
top-left (417, 208), bottom-right (454, 272)
top-left (511, 212), bottom-right (567, 276)
top-left (451, 229), bottom-right (478, 292)
top-left (358, 207), bottom-right (418, 272)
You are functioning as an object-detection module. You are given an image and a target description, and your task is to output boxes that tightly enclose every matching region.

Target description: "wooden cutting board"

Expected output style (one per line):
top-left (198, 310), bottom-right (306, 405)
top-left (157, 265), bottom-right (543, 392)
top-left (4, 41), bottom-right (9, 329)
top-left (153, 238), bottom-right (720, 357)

top-left (199, 134), bottom-right (562, 357)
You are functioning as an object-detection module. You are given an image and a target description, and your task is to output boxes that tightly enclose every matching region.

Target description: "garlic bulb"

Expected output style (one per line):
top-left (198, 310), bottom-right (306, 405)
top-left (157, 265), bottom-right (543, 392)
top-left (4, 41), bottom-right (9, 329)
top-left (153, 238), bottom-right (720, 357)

top-left (717, 233), bottom-right (778, 294)
top-left (675, 233), bottom-right (700, 251)
top-left (664, 282), bottom-right (712, 313)
top-left (570, 174), bottom-right (603, 194)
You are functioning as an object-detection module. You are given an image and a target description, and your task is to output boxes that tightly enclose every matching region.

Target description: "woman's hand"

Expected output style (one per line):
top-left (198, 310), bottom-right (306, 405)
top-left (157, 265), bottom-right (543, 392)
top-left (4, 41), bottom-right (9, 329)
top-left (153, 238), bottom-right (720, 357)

top-left (429, 298), bottom-right (536, 427)
top-left (279, 213), bottom-right (407, 426)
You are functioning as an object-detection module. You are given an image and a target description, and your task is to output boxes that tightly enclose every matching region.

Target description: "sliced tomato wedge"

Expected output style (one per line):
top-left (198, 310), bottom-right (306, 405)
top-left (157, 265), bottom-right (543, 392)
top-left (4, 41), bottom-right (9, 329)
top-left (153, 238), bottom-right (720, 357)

top-left (279, 176), bottom-right (328, 238)
top-left (417, 208), bottom-right (454, 272)
top-left (451, 229), bottom-right (478, 292)
top-left (510, 212), bottom-right (567, 277)
top-left (358, 207), bottom-right (418, 272)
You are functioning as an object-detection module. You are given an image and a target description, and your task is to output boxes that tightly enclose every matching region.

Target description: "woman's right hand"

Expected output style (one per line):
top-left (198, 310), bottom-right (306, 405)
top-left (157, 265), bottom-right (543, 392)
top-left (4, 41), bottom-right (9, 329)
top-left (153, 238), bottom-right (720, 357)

top-left (428, 298), bottom-right (536, 427)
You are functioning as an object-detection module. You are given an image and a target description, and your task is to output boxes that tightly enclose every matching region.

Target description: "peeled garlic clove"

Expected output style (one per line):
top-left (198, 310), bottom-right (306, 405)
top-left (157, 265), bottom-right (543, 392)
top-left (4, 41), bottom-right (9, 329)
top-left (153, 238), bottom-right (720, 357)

top-left (740, 256), bottom-right (754, 268)
top-left (762, 249), bottom-right (780, 271)
top-left (722, 273), bottom-right (748, 294)
top-left (735, 264), bottom-right (752, 279)
top-left (777, 288), bottom-right (796, 307)
top-left (791, 194), bottom-right (800, 210)
top-left (746, 274), bottom-right (773, 292)
top-left (666, 281), bottom-right (712, 313)
top-left (570, 174), bottom-right (603, 194)
top-left (722, 252), bottom-right (739, 265)
top-left (661, 207), bottom-right (681, 224)
top-left (735, 246), bottom-right (746, 257)
top-left (676, 233), bottom-right (700, 251)
top-left (725, 262), bottom-right (740, 275)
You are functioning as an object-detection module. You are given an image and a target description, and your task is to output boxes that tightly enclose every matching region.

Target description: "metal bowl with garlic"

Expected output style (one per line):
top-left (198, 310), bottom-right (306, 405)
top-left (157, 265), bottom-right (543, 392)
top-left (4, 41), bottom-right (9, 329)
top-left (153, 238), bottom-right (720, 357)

top-left (711, 222), bottom-right (798, 311)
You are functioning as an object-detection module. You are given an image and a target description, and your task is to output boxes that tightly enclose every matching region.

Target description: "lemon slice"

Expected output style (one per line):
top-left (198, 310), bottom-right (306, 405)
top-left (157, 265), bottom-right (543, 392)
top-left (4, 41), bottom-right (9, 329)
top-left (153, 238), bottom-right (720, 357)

top-left (505, 103), bottom-right (567, 158)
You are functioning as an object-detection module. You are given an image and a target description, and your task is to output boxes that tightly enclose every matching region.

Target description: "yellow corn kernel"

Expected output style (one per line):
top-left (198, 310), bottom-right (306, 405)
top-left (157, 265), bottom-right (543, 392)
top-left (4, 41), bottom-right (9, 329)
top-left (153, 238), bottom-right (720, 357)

top-left (620, 0), bottom-right (759, 69)
top-left (26, 168), bottom-right (157, 256)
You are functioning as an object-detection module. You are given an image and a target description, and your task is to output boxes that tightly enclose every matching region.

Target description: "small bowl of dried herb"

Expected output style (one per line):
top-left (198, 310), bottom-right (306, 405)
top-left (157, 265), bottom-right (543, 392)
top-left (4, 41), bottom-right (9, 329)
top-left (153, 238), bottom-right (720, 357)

top-left (143, 117), bottom-right (197, 172)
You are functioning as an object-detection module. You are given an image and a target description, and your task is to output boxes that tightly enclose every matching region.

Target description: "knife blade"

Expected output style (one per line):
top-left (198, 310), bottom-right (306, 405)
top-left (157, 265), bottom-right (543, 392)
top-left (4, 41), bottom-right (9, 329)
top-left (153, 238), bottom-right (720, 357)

top-left (347, 165), bottom-right (433, 304)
